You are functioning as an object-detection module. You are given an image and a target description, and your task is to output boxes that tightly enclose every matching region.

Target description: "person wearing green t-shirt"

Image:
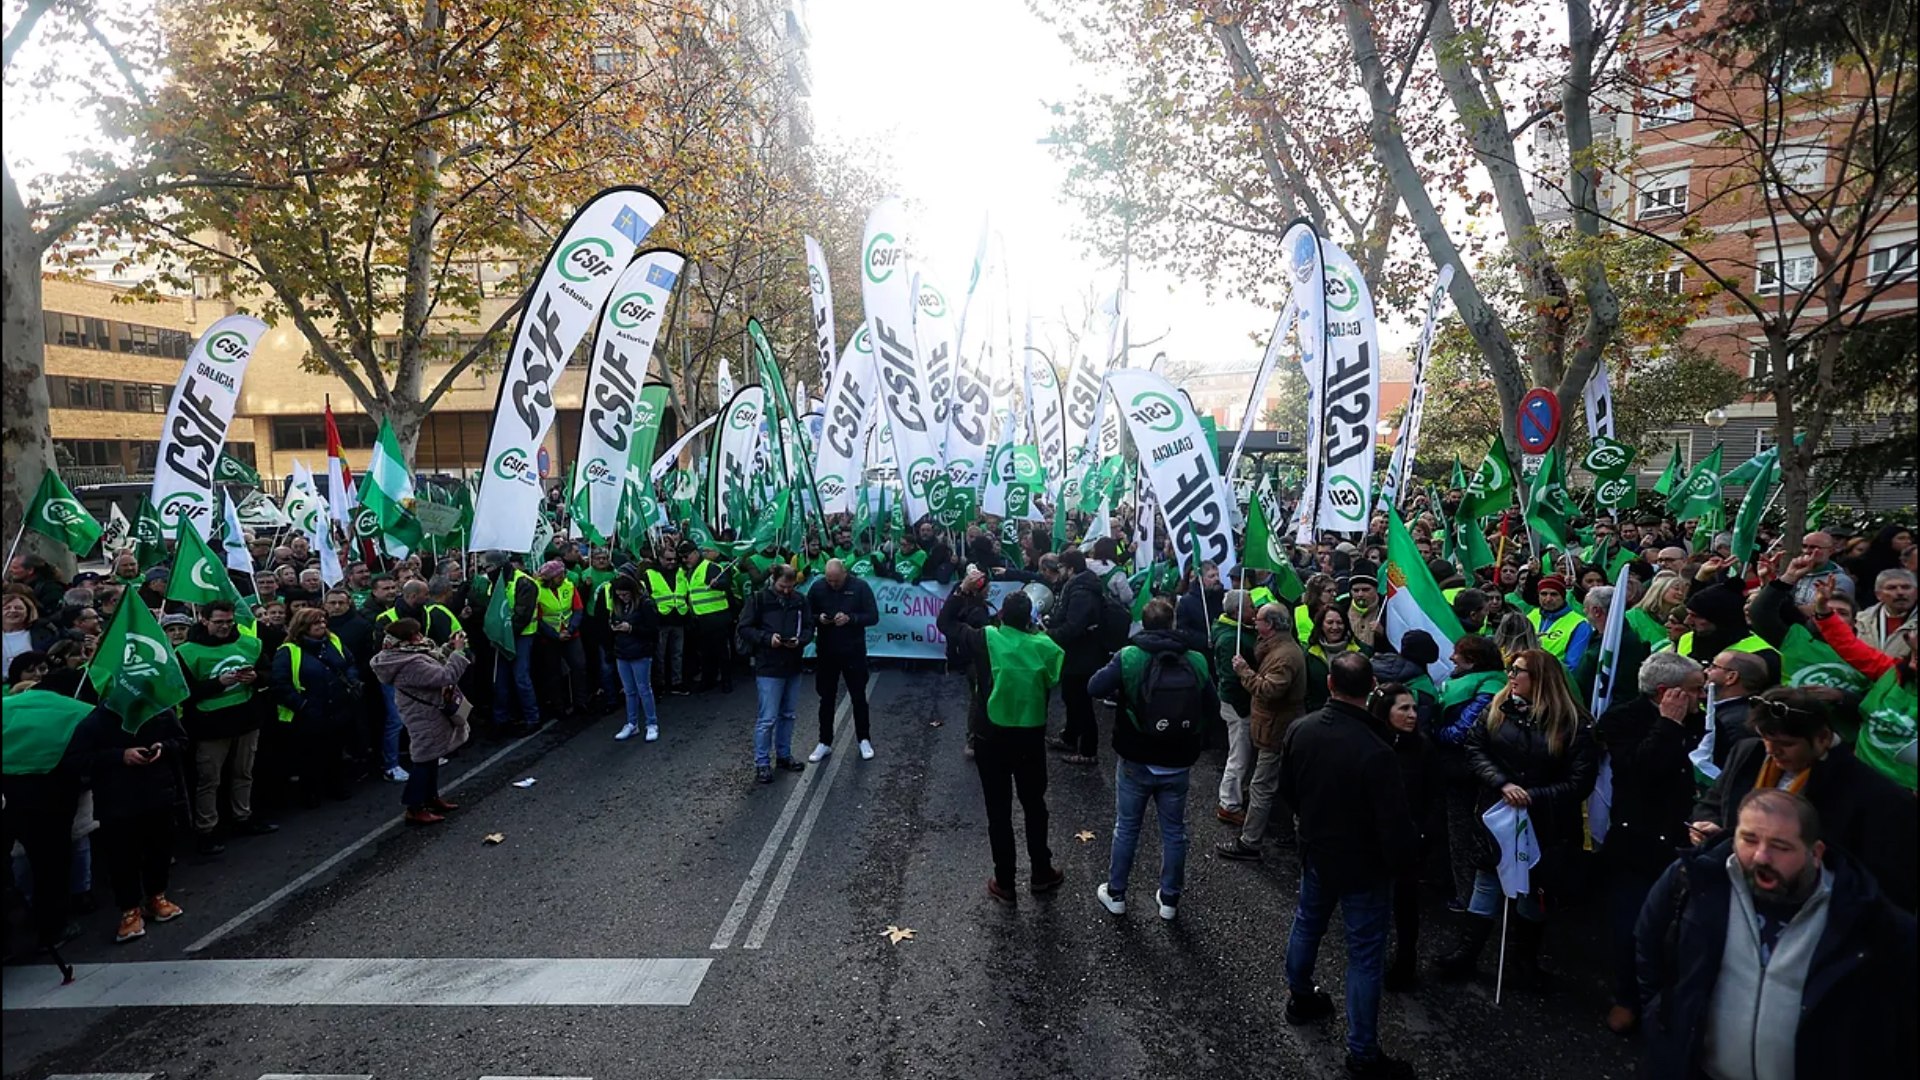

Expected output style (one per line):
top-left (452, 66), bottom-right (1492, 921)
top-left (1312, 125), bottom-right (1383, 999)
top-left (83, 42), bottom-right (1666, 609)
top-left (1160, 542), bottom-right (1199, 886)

top-left (177, 600), bottom-right (274, 854)
top-left (945, 590), bottom-right (1066, 903)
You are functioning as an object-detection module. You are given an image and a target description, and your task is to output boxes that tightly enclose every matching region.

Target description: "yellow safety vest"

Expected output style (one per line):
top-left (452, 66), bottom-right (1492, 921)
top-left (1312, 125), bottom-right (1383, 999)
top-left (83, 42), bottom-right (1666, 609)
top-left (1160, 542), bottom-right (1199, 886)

top-left (536, 579), bottom-right (577, 634)
top-left (688, 561), bottom-right (728, 617)
top-left (1295, 605), bottom-right (1315, 644)
top-left (275, 634), bottom-right (344, 723)
top-left (1677, 631), bottom-right (1776, 661)
top-left (1529, 606), bottom-right (1586, 660)
top-left (506, 570), bottom-right (539, 636)
top-left (1249, 585), bottom-right (1276, 610)
top-left (647, 569), bottom-right (689, 616)
top-left (1443, 587), bottom-right (1463, 603)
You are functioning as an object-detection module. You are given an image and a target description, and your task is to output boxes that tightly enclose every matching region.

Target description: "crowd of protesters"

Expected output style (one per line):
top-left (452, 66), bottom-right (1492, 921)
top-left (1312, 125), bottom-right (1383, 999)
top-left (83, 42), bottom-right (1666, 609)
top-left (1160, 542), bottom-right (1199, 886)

top-left (5, 492), bottom-right (1915, 1080)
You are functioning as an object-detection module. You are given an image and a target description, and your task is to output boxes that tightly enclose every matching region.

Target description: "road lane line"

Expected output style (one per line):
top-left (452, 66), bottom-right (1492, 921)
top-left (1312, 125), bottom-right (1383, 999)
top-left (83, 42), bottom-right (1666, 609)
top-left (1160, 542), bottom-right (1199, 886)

top-left (710, 671), bottom-right (875, 950)
top-left (3, 957), bottom-right (712, 1009)
top-left (183, 722), bottom-right (555, 955)
top-left (742, 701), bottom-right (858, 950)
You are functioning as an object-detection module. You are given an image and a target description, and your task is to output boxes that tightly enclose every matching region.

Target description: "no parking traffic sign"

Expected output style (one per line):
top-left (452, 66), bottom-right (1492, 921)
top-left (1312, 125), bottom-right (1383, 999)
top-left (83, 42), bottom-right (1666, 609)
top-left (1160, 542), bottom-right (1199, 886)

top-left (1518, 388), bottom-right (1561, 454)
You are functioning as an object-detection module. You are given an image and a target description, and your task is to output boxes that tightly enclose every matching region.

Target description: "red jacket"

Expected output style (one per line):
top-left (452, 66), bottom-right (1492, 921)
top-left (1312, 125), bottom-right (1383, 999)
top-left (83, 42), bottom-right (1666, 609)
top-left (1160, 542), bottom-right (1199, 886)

top-left (1815, 612), bottom-right (1898, 681)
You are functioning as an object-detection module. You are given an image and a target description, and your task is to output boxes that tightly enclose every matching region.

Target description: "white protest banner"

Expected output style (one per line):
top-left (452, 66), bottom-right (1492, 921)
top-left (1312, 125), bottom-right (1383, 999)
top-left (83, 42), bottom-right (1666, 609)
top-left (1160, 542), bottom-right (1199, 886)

top-left (571, 247), bottom-right (684, 542)
top-left (1583, 361), bottom-right (1617, 440)
top-left (1224, 220), bottom-right (1312, 482)
top-left (1315, 239), bottom-right (1380, 533)
top-left (1104, 369), bottom-right (1236, 579)
top-left (1062, 285), bottom-right (1122, 453)
top-left (816, 325), bottom-right (878, 515)
top-left (150, 314), bottom-right (268, 536)
top-left (1379, 263), bottom-right (1454, 510)
top-left (1025, 318), bottom-right (1066, 479)
top-left (803, 234), bottom-right (838, 386)
top-left (469, 186), bottom-right (664, 552)
top-left (99, 503), bottom-right (131, 556)
top-left (710, 386), bottom-right (766, 535)
top-left (862, 198), bottom-right (940, 525)
top-left (650, 414), bottom-right (716, 482)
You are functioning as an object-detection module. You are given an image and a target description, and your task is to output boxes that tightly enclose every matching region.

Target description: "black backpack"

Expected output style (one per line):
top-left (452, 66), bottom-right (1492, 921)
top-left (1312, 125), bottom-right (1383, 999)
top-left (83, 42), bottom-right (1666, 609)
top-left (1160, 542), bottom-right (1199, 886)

top-left (1118, 645), bottom-right (1207, 739)
top-left (1095, 586), bottom-right (1133, 654)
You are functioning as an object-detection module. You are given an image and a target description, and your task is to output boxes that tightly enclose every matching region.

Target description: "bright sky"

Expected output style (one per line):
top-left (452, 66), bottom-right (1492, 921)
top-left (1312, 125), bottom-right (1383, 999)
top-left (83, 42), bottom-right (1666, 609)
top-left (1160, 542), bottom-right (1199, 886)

top-left (804, 0), bottom-right (1280, 371)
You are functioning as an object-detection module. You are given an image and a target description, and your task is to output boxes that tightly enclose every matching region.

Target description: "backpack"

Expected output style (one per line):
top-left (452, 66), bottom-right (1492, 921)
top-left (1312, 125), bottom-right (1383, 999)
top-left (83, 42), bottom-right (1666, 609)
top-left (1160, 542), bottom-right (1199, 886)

top-left (1118, 646), bottom-right (1207, 740)
top-left (1095, 587), bottom-right (1133, 654)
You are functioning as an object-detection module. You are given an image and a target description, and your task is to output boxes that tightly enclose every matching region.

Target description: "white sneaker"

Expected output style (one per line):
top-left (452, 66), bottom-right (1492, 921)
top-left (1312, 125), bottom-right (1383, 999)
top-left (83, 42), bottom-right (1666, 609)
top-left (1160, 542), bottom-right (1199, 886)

top-left (1096, 883), bottom-right (1126, 916)
top-left (644, 725), bottom-right (659, 742)
top-left (807, 742), bottom-right (833, 763)
top-left (858, 739), bottom-right (875, 760)
top-left (615, 722), bottom-right (639, 741)
top-left (384, 765), bottom-right (410, 783)
top-left (1156, 890), bottom-right (1178, 921)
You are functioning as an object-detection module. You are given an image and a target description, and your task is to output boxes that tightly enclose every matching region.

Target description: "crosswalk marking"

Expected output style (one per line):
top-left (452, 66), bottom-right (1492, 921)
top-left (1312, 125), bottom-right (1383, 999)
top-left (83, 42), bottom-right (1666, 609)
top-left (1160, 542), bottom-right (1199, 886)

top-left (47, 1074), bottom-right (159, 1080)
top-left (3, 957), bottom-right (711, 1010)
top-left (256, 1074), bottom-right (374, 1079)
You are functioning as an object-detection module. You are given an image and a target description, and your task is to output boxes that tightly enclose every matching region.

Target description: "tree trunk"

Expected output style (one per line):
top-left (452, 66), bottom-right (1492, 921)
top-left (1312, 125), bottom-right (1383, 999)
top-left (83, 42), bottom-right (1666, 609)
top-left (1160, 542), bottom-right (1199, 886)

top-left (1, 162), bottom-right (64, 572)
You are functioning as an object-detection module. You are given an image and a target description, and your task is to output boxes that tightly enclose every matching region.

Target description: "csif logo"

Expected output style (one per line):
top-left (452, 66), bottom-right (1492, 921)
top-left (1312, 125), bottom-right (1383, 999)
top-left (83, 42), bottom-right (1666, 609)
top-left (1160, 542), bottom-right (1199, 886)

top-left (204, 330), bottom-right (251, 364)
top-left (818, 474), bottom-right (847, 499)
top-left (810, 266), bottom-right (826, 296)
top-left (353, 506), bottom-right (379, 537)
top-left (632, 398), bottom-right (658, 428)
top-left (611, 291), bottom-right (656, 329)
top-left (853, 326), bottom-right (873, 353)
top-left (918, 285), bottom-right (947, 318)
top-left (1595, 476), bottom-right (1632, 505)
top-left (1327, 475), bottom-right (1365, 522)
top-left (1584, 439), bottom-right (1631, 474)
top-left (728, 403), bottom-right (760, 431)
top-left (584, 458), bottom-right (615, 483)
top-left (559, 237), bottom-right (618, 283)
top-left (118, 632), bottom-right (169, 679)
top-left (1128, 391), bottom-right (1183, 434)
top-left (906, 457), bottom-right (940, 497)
top-left (160, 491), bottom-right (209, 524)
top-left (864, 232), bottom-right (901, 284)
top-left (189, 556), bottom-right (225, 592)
top-left (492, 449), bottom-right (534, 483)
top-left (1325, 268), bottom-right (1361, 314)
top-left (41, 498), bottom-right (86, 528)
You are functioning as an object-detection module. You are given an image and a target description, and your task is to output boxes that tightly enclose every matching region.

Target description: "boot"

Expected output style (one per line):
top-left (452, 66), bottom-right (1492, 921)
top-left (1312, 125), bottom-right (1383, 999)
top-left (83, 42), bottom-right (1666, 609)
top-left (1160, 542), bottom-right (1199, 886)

top-left (1434, 915), bottom-right (1494, 980)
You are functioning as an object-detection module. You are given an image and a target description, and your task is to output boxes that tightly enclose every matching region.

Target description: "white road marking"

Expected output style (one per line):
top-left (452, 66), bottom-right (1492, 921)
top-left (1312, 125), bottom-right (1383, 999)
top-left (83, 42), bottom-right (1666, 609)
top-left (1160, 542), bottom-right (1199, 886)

top-left (478, 1076), bottom-right (594, 1079)
top-left (46, 1074), bottom-right (159, 1079)
top-left (743, 706), bottom-right (856, 950)
top-left (710, 672), bottom-right (876, 950)
top-left (256, 1075), bottom-right (374, 1079)
top-left (2, 957), bottom-right (711, 1009)
top-left (183, 722), bottom-right (555, 954)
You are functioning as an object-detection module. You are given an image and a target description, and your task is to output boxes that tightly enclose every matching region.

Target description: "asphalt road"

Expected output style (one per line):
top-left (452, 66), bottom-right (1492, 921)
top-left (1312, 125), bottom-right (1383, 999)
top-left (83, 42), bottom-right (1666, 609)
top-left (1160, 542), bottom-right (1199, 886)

top-left (3, 666), bottom-right (1639, 1080)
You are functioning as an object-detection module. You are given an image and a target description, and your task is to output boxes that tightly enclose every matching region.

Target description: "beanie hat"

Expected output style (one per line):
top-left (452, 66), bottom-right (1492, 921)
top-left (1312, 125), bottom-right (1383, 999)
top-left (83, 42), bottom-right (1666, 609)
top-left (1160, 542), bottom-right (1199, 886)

top-left (1686, 581), bottom-right (1745, 627)
top-left (1537, 575), bottom-right (1568, 593)
top-left (538, 560), bottom-right (567, 580)
top-left (1399, 629), bottom-right (1440, 666)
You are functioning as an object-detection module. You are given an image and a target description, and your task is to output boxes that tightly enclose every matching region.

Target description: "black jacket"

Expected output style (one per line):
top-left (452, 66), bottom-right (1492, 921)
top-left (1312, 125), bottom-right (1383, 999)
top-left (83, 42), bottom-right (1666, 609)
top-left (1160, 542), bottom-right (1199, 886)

top-left (1464, 697), bottom-right (1599, 859)
top-left (1636, 837), bottom-right (1916, 1080)
top-left (1695, 738), bottom-right (1916, 909)
top-left (1046, 571), bottom-right (1109, 674)
top-left (807, 576), bottom-right (878, 659)
top-left (1593, 696), bottom-right (1702, 878)
top-left (608, 596), bottom-right (659, 660)
top-left (1086, 628), bottom-right (1220, 768)
top-left (937, 586), bottom-right (991, 672)
top-left (1278, 698), bottom-right (1420, 894)
top-left (70, 707), bottom-right (188, 822)
top-left (330, 609), bottom-right (379, 675)
top-left (1175, 586), bottom-right (1224, 656)
top-left (1390, 727), bottom-right (1436, 841)
top-left (736, 586), bottom-right (813, 677)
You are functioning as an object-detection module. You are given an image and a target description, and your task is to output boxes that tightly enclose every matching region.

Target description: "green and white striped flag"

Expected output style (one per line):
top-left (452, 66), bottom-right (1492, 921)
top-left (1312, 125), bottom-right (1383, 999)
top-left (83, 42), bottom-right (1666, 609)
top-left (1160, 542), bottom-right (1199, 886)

top-left (1380, 505), bottom-right (1466, 686)
top-left (359, 417), bottom-right (424, 552)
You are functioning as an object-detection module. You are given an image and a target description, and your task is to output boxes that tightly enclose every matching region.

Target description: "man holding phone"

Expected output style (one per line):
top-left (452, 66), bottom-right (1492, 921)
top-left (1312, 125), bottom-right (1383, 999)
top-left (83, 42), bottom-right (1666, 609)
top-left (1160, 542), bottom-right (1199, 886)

top-left (737, 564), bottom-right (814, 784)
top-left (177, 600), bottom-right (275, 855)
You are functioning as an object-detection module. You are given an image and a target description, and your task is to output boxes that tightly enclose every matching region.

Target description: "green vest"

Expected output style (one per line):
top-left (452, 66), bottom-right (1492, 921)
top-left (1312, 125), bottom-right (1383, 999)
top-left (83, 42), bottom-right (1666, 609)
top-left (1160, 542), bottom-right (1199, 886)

top-left (536, 579), bottom-right (577, 633)
top-left (688, 561), bottom-right (728, 616)
top-left (1529, 605), bottom-right (1586, 659)
top-left (177, 634), bottom-right (263, 713)
top-left (1294, 605), bottom-right (1315, 644)
top-left (648, 569), bottom-right (689, 616)
top-left (1439, 669), bottom-right (1508, 711)
top-left (275, 634), bottom-right (344, 723)
top-left (983, 625), bottom-right (1065, 729)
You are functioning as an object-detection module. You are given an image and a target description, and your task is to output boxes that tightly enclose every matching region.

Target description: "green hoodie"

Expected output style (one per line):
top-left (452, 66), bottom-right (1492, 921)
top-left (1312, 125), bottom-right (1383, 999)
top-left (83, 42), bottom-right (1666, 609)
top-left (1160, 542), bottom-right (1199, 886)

top-left (984, 625), bottom-right (1064, 729)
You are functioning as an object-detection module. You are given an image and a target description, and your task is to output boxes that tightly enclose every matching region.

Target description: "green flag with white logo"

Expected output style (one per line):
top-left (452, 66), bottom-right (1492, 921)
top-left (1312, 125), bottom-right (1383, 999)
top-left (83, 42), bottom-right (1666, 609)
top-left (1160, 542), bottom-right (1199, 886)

top-left (213, 450), bottom-right (262, 488)
top-left (1651, 444), bottom-right (1683, 499)
top-left (360, 417), bottom-right (425, 552)
top-left (1523, 445), bottom-right (1577, 553)
top-left (1777, 623), bottom-right (1871, 696)
top-left (1667, 444), bottom-right (1725, 523)
top-left (1729, 445), bottom-right (1778, 568)
top-left (1464, 433), bottom-right (1516, 520)
top-left (24, 468), bottom-right (102, 556)
top-left (130, 494), bottom-right (170, 571)
top-left (166, 517), bottom-right (244, 606)
top-left (1857, 669), bottom-right (1917, 791)
top-left (90, 588), bottom-right (191, 732)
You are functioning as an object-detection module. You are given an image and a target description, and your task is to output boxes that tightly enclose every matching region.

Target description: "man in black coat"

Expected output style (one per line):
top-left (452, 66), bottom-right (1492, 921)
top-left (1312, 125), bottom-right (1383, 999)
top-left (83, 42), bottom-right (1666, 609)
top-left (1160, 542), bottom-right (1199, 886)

top-left (805, 559), bottom-right (878, 763)
top-left (1690, 687), bottom-right (1916, 910)
top-left (1044, 548), bottom-right (1109, 763)
top-left (737, 564), bottom-right (813, 784)
top-left (1277, 652), bottom-right (1420, 1079)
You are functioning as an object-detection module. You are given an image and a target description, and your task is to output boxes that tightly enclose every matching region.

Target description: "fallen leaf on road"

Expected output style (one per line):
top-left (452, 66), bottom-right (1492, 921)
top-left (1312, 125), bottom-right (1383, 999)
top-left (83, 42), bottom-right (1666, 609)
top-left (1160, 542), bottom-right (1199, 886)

top-left (512, 777), bottom-right (537, 788)
top-left (1075, 830), bottom-right (1096, 842)
top-left (483, 833), bottom-right (505, 845)
top-left (882, 925), bottom-right (915, 944)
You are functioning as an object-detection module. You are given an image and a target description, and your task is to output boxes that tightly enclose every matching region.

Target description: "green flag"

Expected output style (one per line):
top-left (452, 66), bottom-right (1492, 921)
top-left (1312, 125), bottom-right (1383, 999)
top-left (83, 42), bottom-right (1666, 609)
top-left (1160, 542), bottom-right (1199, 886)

top-left (1464, 433), bottom-right (1516, 520)
top-left (1, 689), bottom-right (96, 775)
top-left (1651, 444), bottom-right (1683, 499)
top-left (1242, 480), bottom-right (1305, 603)
top-left (1729, 445), bottom-right (1778, 567)
top-left (1857, 669), bottom-right (1917, 791)
top-left (1806, 480), bottom-right (1836, 529)
top-left (90, 589), bottom-right (191, 732)
top-left (1594, 472), bottom-right (1638, 512)
top-left (1777, 623), bottom-right (1871, 696)
top-left (1453, 508), bottom-right (1495, 575)
top-left (166, 518), bottom-right (243, 606)
top-left (1721, 434), bottom-right (1802, 487)
top-left (23, 468), bottom-right (103, 556)
top-left (1668, 444), bottom-right (1725, 522)
top-left (358, 417), bottom-right (425, 552)
top-left (481, 572), bottom-right (518, 658)
top-left (1524, 445), bottom-right (1577, 552)
top-left (130, 494), bottom-right (170, 571)
top-left (1448, 455), bottom-right (1467, 492)
top-left (213, 450), bottom-right (262, 488)
top-left (1580, 435), bottom-right (1636, 478)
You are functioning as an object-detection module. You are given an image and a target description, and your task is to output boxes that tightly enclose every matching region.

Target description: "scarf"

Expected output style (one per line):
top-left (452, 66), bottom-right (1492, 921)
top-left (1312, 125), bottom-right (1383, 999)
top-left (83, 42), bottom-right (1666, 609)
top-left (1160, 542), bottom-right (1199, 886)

top-left (1754, 755), bottom-right (1810, 795)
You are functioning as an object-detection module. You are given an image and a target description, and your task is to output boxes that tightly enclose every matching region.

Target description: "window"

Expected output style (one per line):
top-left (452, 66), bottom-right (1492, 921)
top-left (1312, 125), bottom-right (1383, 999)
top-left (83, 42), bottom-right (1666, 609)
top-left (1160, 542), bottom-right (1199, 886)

top-left (1644, 265), bottom-right (1685, 295)
top-left (131, 441), bottom-right (161, 471)
top-left (272, 416), bottom-right (375, 451)
top-left (1646, 0), bottom-right (1700, 31)
top-left (1868, 237), bottom-right (1917, 282)
top-left (1779, 57), bottom-right (1833, 96)
top-left (43, 311), bottom-right (190, 358)
top-left (1641, 78), bottom-right (1694, 129)
top-left (55, 439), bottom-right (120, 467)
top-left (590, 44), bottom-right (634, 73)
top-left (1757, 249), bottom-right (1816, 295)
top-left (1637, 172), bottom-right (1689, 219)
top-left (45, 313), bottom-right (109, 349)
top-left (1749, 343), bottom-right (1804, 379)
top-left (1773, 144), bottom-right (1828, 193)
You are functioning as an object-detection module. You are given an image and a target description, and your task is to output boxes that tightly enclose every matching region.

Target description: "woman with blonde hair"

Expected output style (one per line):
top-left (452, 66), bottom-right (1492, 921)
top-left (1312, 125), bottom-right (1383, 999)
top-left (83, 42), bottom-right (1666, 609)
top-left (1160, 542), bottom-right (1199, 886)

top-left (1436, 647), bottom-right (1597, 988)
top-left (1630, 573), bottom-right (1687, 647)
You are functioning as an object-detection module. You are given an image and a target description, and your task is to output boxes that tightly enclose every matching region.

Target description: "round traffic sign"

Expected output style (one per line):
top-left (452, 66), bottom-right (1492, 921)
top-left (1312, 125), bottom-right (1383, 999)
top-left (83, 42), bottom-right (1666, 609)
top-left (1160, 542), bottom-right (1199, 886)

top-left (536, 446), bottom-right (552, 478)
top-left (1518, 388), bottom-right (1561, 454)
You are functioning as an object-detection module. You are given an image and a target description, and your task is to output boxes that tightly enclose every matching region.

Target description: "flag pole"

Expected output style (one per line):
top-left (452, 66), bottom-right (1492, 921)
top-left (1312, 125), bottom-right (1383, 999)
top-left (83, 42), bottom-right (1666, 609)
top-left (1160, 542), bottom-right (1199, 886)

top-left (1494, 896), bottom-right (1511, 1006)
top-left (3, 520), bottom-right (27, 575)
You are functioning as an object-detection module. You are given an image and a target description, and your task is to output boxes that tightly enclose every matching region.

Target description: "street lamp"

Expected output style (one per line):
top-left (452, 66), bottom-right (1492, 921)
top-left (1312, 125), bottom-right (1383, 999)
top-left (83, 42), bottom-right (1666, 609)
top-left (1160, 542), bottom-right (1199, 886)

top-left (1376, 419), bottom-right (1397, 438)
top-left (1703, 407), bottom-right (1728, 429)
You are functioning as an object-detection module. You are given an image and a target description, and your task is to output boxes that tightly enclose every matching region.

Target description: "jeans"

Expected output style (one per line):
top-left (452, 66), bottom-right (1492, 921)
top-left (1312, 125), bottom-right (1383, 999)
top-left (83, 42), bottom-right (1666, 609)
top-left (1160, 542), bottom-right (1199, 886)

top-left (1285, 859), bottom-right (1393, 1060)
top-left (492, 640), bottom-right (539, 728)
top-left (1216, 703), bottom-right (1253, 810)
top-left (1059, 671), bottom-right (1098, 757)
top-left (1468, 867), bottom-right (1545, 920)
top-left (975, 726), bottom-right (1053, 888)
top-left (192, 730), bottom-right (259, 832)
top-left (753, 674), bottom-right (802, 767)
top-left (657, 624), bottom-right (685, 687)
top-left (1108, 758), bottom-right (1190, 901)
top-left (1241, 748), bottom-right (1292, 844)
top-left (815, 655), bottom-right (870, 745)
top-left (380, 683), bottom-right (404, 770)
top-left (616, 657), bottom-right (659, 730)
top-left (401, 755), bottom-right (440, 809)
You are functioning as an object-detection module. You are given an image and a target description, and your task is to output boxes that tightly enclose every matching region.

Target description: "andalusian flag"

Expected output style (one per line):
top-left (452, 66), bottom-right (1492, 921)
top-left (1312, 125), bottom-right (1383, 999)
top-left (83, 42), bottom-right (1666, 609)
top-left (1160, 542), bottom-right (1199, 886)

top-left (90, 591), bottom-right (191, 731)
top-left (1651, 444), bottom-right (1683, 500)
top-left (1, 690), bottom-right (95, 775)
top-left (1381, 506), bottom-right (1466, 686)
top-left (24, 468), bottom-right (102, 555)
top-left (1668, 444), bottom-right (1725, 522)
top-left (359, 417), bottom-right (425, 552)
top-left (131, 494), bottom-right (169, 571)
